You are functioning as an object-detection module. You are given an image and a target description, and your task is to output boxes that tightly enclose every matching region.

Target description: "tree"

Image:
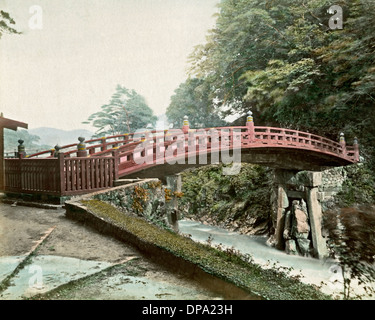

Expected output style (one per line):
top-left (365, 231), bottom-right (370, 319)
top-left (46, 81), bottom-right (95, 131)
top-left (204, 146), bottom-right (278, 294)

top-left (3, 129), bottom-right (50, 155)
top-left (324, 206), bottom-right (375, 299)
top-left (188, 0), bottom-right (375, 165)
top-left (188, 0), bottom-right (295, 119)
top-left (166, 78), bottom-right (226, 129)
top-left (83, 85), bottom-right (157, 137)
top-left (0, 10), bottom-right (21, 39)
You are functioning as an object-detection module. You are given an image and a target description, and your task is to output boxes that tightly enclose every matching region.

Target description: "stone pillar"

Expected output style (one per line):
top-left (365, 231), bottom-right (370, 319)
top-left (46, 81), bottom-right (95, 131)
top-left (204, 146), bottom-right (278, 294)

top-left (305, 172), bottom-right (328, 259)
top-left (166, 174), bottom-right (182, 194)
top-left (165, 174), bottom-right (182, 232)
top-left (274, 184), bottom-right (289, 250)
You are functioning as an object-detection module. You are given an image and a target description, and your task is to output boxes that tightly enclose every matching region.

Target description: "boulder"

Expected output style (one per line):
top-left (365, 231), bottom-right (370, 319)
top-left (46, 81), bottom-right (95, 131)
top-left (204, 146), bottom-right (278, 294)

top-left (291, 200), bottom-right (310, 237)
top-left (283, 209), bottom-right (292, 240)
top-left (285, 239), bottom-right (298, 255)
top-left (297, 238), bottom-right (311, 256)
top-left (294, 207), bottom-right (310, 234)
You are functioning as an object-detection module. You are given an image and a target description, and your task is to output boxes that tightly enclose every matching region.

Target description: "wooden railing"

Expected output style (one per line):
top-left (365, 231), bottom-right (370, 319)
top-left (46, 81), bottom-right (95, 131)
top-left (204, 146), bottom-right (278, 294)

top-left (6, 114), bottom-right (360, 197)
top-left (4, 155), bottom-right (118, 196)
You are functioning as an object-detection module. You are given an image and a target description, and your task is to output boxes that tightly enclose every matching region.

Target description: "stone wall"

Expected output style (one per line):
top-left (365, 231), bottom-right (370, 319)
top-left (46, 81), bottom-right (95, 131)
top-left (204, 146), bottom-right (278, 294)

top-left (70, 178), bottom-right (179, 231)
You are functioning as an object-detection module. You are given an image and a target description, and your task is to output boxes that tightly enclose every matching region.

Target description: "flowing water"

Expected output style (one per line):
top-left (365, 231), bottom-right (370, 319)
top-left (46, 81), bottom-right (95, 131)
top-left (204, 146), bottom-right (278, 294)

top-left (178, 219), bottom-right (373, 299)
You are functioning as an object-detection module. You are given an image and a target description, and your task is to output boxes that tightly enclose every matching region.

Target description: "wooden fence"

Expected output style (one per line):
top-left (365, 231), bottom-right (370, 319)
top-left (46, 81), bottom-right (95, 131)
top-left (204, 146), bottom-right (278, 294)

top-left (4, 155), bottom-right (118, 196)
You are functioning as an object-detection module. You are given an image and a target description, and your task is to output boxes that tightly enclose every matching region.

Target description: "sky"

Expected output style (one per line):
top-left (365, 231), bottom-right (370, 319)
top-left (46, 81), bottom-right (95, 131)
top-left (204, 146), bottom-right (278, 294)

top-left (0, 0), bottom-right (219, 132)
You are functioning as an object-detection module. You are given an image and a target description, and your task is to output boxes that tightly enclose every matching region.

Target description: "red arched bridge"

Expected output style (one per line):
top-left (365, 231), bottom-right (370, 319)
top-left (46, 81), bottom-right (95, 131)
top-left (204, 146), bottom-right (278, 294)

top-left (4, 113), bottom-right (359, 197)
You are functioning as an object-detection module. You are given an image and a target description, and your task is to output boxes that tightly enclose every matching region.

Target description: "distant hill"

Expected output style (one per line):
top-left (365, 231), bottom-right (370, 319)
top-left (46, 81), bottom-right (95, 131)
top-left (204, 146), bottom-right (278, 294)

top-left (29, 127), bottom-right (95, 148)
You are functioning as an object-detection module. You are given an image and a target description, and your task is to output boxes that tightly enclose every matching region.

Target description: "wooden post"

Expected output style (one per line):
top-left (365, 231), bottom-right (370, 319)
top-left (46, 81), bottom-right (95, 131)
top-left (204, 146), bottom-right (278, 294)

top-left (246, 111), bottom-right (255, 142)
top-left (112, 148), bottom-right (119, 181)
top-left (339, 132), bottom-right (346, 156)
top-left (182, 115), bottom-right (189, 134)
top-left (123, 133), bottom-right (129, 146)
top-left (0, 116), bottom-right (28, 191)
top-left (354, 137), bottom-right (360, 162)
top-left (54, 145), bottom-right (62, 158)
top-left (101, 137), bottom-right (107, 151)
top-left (0, 128), bottom-right (4, 191)
top-left (57, 152), bottom-right (66, 196)
top-left (77, 137), bottom-right (87, 157)
top-left (17, 139), bottom-right (26, 159)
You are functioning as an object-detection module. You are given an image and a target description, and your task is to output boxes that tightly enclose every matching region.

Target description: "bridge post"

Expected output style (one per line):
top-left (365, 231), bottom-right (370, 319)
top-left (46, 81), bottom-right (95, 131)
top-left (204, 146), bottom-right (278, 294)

top-left (17, 139), bottom-right (26, 159)
top-left (77, 137), bottom-right (87, 157)
top-left (111, 148), bottom-right (119, 181)
top-left (101, 137), bottom-right (107, 152)
top-left (123, 133), bottom-right (129, 145)
top-left (354, 137), bottom-right (360, 162)
top-left (182, 115), bottom-right (189, 134)
top-left (246, 111), bottom-right (255, 141)
top-left (165, 174), bottom-right (182, 232)
top-left (57, 152), bottom-right (66, 195)
top-left (339, 132), bottom-right (346, 155)
top-left (54, 145), bottom-right (62, 158)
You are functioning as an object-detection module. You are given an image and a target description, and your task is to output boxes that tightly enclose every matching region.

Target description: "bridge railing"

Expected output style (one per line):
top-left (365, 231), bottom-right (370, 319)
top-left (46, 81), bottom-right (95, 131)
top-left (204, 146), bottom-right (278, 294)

top-left (22, 118), bottom-right (359, 164)
top-left (25, 130), bottom-right (169, 158)
top-left (5, 112), bottom-right (360, 197)
top-left (4, 154), bottom-right (118, 196)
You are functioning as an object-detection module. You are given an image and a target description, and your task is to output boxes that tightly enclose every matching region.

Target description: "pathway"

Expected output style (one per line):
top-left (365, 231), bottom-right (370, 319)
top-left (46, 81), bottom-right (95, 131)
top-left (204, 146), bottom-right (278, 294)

top-left (0, 203), bottom-right (226, 300)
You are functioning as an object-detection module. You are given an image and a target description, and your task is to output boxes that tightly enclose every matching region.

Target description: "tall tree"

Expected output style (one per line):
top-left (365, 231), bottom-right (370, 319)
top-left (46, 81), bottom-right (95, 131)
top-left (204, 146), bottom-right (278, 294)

top-left (167, 78), bottom-right (226, 129)
top-left (188, 0), bottom-right (375, 164)
top-left (83, 85), bottom-right (157, 137)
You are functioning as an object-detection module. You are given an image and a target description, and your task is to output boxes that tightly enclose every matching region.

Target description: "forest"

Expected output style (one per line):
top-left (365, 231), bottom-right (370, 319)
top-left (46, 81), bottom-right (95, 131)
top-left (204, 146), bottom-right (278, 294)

top-left (167, 0), bottom-right (375, 169)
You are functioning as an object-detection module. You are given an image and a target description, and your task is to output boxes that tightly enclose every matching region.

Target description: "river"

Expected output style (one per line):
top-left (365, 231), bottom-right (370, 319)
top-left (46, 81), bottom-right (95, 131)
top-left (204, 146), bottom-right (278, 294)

top-left (178, 219), bottom-right (372, 299)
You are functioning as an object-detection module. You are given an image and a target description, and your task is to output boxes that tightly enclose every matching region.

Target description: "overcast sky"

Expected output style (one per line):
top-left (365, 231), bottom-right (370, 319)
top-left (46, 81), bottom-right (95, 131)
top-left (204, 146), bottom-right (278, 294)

top-left (0, 0), bottom-right (219, 132)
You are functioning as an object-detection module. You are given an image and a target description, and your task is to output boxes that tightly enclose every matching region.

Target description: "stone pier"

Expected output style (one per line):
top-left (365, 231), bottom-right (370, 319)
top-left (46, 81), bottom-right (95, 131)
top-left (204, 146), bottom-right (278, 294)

top-left (270, 168), bottom-right (347, 259)
top-left (165, 174), bottom-right (182, 232)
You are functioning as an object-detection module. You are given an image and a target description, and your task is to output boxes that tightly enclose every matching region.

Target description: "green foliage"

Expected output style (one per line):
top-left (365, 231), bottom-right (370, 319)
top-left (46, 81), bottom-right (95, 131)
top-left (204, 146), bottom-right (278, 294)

top-left (83, 85), bottom-right (157, 137)
top-left (4, 129), bottom-right (50, 154)
top-left (334, 164), bottom-right (375, 207)
top-left (166, 78), bottom-right (226, 129)
top-left (0, 10), bottom-right (21, 39)
top-left (188, 0), bottom-right (375, 166)
top-left (179, 164), bottom-right (272, 233)
top-left (324, 206), bottom-right (375, 299)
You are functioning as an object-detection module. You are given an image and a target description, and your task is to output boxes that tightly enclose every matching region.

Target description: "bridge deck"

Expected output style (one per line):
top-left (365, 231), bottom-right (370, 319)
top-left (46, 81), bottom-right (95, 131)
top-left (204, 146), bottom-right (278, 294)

top-left (4, 124), bottom-right (359, 197)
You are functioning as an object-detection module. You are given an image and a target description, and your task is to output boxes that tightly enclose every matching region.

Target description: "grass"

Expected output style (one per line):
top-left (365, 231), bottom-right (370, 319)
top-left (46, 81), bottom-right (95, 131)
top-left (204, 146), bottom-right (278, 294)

top-left (81, 199), bottom-right (331, 300)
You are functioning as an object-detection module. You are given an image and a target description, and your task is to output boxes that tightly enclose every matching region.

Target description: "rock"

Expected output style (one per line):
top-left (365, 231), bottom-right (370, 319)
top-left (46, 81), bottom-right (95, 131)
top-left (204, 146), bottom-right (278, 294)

top-left (285, 239), bottom-right (298, 255)
top-left (297, 238), bottom-right (311, 256)
top-left (294, 207), bottom-right (310, 234)
top-left (283, 209), bottom-right (292, 240)
top-left (266, 234), bottom-right (277, 247)
top-left (291, 200), bottom-right (310, 238)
